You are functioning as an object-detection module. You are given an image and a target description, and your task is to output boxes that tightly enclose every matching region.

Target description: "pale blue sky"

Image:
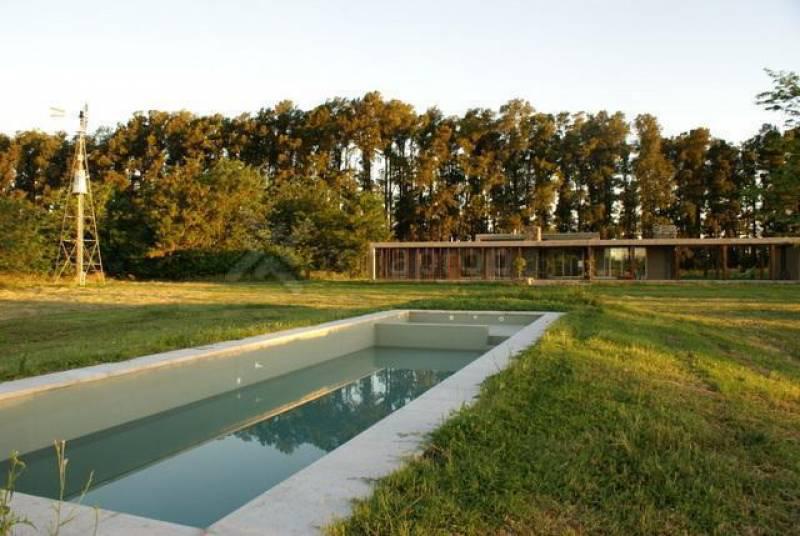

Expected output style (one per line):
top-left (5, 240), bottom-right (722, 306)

top-left (1, 0), bottom-right (798, 141)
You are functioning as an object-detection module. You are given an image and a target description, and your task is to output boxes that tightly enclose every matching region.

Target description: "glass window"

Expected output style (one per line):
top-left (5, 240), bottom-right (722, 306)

top-left (390, 250), bottom-right (407, 276)
top-left (632, 248), bottom-right (647, 279)
top-left (419, 249), bottom-right (447, 279)
top-left (461, 249), bottom-right (482, 278)
top-left (544, 249), bottom-right (583, 278)
top-left (420, 251), bottom-right (435, 276)
top-left (594, 248), bottom-right (647, 279)
top-left (523, 249), bottom-right (539, 277)
top-left (494, 249), bottom-right (510, 278)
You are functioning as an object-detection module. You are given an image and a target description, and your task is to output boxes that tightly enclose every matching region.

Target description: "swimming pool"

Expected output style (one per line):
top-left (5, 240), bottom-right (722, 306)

top-left (1, 310), bottom-right (557, 534)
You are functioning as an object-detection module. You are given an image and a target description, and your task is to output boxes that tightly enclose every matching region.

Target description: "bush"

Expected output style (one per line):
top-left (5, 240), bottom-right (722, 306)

top-left (128, 247), bottom-right (303, 281)
top-left (268, 177), bottom-right (388, 275)
top-left (0, 196), bottom-right (56, 273)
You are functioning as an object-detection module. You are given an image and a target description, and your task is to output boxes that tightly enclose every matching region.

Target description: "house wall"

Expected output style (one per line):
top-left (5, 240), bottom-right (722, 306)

top-left (372, 241), bottom-right (800, 282)
top-left (646, 247), bottom-right (673, 280)
top-left (786, 246), bottom-right (800, 280)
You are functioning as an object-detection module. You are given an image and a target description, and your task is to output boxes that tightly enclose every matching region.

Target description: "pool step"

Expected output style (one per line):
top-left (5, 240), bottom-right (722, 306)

top-left (375, 322), bottom-right (489, 351)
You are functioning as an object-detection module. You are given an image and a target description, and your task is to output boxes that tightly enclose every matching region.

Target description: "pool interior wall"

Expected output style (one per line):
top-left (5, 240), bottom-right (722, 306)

top-left (0, 311), bottom-right (540, 529)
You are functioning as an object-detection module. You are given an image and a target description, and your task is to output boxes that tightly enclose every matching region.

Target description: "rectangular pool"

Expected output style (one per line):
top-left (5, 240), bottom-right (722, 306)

top-left (0, 310), bottom-right (540, 529)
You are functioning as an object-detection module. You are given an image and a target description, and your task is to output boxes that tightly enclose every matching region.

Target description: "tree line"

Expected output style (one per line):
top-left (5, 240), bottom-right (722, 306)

top-left (0, 70), bottom-right (797, 277)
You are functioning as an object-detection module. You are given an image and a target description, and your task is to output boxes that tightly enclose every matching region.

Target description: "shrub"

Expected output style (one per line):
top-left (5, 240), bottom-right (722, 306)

top-left (268, 177), bottom-right (388, 275)
top-left (0, 196), bottom-right (56, 273)
top-left (128, 247), bottom-right (303, 281)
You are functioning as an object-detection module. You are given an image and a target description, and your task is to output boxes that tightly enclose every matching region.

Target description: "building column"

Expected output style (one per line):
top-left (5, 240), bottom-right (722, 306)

top-left (779, 245), bottom-right (787, 280)
top-left (721, 245), bottom-right (728, 280)
top-left (769, 245), bottom-right (777, 280)
top-left (368, 245), bottom-right (376, 280)
top-left (585, 246), bottom-right (594, 280)
top-left (672, 246), bottom-right (681, 280)
top-left (628, 247), bottom-right (635, 279)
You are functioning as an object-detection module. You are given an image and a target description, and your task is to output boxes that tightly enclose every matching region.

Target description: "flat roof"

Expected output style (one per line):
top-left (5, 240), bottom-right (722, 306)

top-left (371, 237), bottom-right (800, 249)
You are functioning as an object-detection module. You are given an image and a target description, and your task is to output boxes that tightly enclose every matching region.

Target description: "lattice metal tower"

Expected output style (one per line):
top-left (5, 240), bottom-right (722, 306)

top-left (54, 105), bottom-right (104, 285)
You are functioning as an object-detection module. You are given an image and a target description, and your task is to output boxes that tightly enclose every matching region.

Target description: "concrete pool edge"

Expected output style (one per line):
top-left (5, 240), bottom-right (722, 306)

top-left (208, 311), bottom-right (563, 536)
top-left (0, 309), bottom-right (403, 403)
top-left (5, 310), bottom-right (562, 535)
top-left (8, 492), bottom-right (204, 536)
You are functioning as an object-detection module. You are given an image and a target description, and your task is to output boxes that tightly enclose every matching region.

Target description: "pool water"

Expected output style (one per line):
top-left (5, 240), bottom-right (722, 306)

top-left (4, 346), bottom-right (479, 527)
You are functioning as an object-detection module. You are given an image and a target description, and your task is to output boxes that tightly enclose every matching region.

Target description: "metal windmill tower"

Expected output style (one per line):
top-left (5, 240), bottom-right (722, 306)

top-left (54, 104), bottom-right (104, 285)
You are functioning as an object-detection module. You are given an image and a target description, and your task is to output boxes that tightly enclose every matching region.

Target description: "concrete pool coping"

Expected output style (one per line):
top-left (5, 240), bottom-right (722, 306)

top-left (0, 310), bottom-right (404, 403)
top-left (6, 310), bottom-right (562, 535)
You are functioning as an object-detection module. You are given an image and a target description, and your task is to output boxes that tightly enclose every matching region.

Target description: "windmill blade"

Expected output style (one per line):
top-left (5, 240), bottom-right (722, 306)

top-left (49, 106), bottom-right (66, 118)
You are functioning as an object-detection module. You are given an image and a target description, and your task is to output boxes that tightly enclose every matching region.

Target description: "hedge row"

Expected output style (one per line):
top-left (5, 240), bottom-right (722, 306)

top-left (127, 247), bottom-right (304, 281)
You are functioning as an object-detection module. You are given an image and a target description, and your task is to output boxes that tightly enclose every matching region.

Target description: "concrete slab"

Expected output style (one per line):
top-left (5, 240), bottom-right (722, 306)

top-left (8, 492), bottom-right (204, 536)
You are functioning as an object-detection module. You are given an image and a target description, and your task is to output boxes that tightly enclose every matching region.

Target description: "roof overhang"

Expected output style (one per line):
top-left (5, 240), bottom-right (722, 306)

top-left (370, 237), bottom-right (800, 249)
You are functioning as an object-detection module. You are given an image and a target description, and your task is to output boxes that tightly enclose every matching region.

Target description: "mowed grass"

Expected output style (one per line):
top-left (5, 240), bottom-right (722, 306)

top-left (2, 277), bottom-right (799, 534)
top-left (330, 285), bottom-right (800, 535)
top-left (0, 277), bottom-right (583, 381)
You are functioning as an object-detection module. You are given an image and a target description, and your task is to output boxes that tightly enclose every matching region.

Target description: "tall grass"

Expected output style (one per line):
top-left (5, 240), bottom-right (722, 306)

top-left (0, 443), bottom-right (97, 536)
top-left (0, 453), bottom-right (31, 535)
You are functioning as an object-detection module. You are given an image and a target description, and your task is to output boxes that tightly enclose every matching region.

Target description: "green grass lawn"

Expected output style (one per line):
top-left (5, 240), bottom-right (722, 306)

top-left (0, 278), bottom-right (584, 381)
top-left (1, 278), bottom-right (799, 534)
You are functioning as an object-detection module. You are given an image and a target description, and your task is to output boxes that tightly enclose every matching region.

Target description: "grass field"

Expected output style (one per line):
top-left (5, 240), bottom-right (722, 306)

top-left (0, 277), bottom-right (583, 381)
top-left (2, 278), bottom-right (799, 534)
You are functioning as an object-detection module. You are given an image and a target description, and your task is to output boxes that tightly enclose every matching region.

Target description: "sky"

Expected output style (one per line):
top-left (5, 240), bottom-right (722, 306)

top-left (1, 0), bottom-right (798, 142)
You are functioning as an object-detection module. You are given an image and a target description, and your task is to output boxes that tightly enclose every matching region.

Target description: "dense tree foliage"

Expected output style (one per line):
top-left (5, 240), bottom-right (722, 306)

top-left (633, 114), bottom-right (674, 237)
top-left (0, 72), bottom-right (798, 276)
top-left (0, 196), bottom-right (56, 272)
top-left (757, 69), bottom-right (800, 128)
